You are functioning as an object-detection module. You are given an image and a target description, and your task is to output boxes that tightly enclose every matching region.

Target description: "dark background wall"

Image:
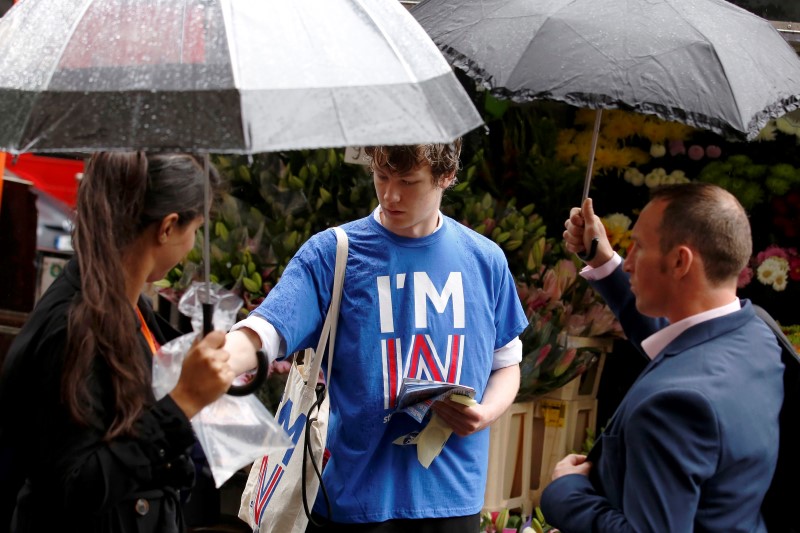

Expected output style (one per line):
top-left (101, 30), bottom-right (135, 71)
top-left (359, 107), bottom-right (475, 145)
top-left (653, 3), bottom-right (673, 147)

top-left (729, 0), bottom-right (800, 20)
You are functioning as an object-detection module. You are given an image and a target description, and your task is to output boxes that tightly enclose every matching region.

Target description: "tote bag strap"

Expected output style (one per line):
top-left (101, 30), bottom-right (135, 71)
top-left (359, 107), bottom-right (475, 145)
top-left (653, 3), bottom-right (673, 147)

top-left (305, 226), bottom-right (348, 390)
top-left (301, 227), bottom-right (347, 525)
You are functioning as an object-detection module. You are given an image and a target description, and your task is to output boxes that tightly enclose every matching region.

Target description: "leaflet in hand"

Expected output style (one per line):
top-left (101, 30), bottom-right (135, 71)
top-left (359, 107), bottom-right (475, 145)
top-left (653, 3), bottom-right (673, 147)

top-left (394, 378), bottom-right (476, 423)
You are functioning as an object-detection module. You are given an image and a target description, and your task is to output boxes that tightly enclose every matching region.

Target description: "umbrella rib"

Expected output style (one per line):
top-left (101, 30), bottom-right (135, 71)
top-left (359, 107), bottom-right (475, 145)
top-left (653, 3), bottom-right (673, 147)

top-left (667, 11), bottom-right (742, 133)
top-left (505, 20), bottom-right (618, 103)
top-left (353, 0), bottom-right (418, 82)
top-left (13, 0), bottom-right (94, 154)
top-left (42, 0), bottom-right (95, 92)
top-left (355, 0), bottom-right (450, 141)
top-left (218, 0), bottom-right (249, 152)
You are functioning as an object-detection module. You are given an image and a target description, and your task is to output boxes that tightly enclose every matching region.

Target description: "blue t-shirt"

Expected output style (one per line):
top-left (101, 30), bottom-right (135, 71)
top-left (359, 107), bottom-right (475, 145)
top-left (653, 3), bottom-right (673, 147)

top-left (251, 214), bottom-right (528, 522)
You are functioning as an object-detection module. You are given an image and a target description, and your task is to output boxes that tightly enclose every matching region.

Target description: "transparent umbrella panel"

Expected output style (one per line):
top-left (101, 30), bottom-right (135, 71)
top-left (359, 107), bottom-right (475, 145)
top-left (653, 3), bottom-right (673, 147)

top-left (0, 0), bottom-right (483, 153)
top-left (0, 0), bottom-right (484, 398)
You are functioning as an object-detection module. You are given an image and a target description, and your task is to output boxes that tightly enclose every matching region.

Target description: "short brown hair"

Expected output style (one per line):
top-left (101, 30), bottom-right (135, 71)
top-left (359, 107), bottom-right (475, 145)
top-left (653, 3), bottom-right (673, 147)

top-left (650, 183), bottom-right (751, 285)
top-left (363, 139), bottom-right (462, 187)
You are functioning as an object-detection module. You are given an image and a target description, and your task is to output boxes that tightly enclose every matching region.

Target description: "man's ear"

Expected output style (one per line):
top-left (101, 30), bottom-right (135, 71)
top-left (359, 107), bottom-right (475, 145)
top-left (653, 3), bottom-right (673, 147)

top-left (157, 213), bottom-right (180, 244)
top-left (440, 170), bottom-right (457, 189)
top-left (672, 245), bottom-right (694, 279)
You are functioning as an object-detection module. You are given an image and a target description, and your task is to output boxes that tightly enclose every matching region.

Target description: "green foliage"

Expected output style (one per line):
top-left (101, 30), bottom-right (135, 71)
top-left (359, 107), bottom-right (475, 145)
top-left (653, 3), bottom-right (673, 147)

top-left (443, 192), bottom-right (549, 279)
top-left (452, 103), bottom-right (586, 242)
top-left (696, 155), bottom-right (800, 211)
top-left (171, 150), bottom-right (373, 312)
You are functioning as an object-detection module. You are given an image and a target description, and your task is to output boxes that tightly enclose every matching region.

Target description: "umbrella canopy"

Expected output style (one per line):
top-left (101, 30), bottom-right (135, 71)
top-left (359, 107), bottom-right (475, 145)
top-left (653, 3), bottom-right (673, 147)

top-left (0, 0), bottom-right (482, 154)
top-left (0, 0), bottom-right (484, 395)
top-left (413, 0), bottom-right (800, 141)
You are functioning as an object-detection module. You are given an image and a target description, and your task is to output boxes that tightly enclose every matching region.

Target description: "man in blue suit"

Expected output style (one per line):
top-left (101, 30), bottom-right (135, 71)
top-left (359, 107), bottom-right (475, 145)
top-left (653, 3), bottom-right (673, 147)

top-left (541, 183), bottom-right (784, 532)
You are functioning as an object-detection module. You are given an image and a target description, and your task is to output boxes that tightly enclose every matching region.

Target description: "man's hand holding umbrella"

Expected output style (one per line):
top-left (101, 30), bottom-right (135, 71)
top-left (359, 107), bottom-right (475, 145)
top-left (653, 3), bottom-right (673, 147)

top-left (564, 198), bottom-right (615, 269)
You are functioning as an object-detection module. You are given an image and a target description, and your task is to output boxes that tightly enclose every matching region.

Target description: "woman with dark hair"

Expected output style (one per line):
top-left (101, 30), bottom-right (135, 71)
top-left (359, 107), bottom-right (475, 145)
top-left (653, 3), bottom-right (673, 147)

top-left (0, 152), bottom-right (235, 533)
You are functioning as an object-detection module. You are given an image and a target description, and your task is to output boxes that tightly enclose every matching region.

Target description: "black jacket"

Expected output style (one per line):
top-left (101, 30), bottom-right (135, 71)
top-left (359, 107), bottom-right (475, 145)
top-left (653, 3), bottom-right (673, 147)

top-left (0, 258), bottom-right (195, 533)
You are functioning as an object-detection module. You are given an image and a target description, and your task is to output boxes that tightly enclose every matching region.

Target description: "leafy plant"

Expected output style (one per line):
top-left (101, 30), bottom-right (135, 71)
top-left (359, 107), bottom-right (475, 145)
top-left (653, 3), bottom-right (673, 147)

top-left (165, 150), bottom-right (373, 316)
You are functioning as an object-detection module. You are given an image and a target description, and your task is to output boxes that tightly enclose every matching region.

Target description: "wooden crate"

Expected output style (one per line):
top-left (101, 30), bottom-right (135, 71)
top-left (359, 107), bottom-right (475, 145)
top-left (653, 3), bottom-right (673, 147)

top-left (484, 397), bottom-right (599, 513)
top-left (528, 397), bottom-right (598, 505)
top-left (483, 400), bottom-right (536, 516)
top-left (483, 337), bottom-right (611, 513)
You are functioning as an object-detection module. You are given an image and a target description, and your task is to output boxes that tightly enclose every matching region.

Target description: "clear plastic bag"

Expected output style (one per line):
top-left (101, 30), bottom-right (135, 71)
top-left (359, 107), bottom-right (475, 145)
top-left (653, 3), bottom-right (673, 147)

top-left (152, 281), bottom-right (291, 487)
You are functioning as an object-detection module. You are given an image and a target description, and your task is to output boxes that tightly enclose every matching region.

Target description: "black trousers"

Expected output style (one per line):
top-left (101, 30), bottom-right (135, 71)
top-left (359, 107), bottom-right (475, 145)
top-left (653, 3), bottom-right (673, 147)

top-left (305, 513), bottom-right (481, 533)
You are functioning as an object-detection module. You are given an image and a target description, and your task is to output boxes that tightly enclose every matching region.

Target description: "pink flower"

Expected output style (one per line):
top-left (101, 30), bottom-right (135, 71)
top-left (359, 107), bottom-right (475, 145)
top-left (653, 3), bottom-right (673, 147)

top-left (790, 257), bottom-right (800, 282)
top-left (668, 139), bottom-right (686, 156)
top-left (527, 288), bottom-right (552, 313)
top-left (542, 269), bottom-right (561, 302)
top-left (553, 348), bottom-right (577, 377)
top-left (756, 245), bottom-right (790, 264)
top-left (688, 145), bottom-right (705, 160)
top-left (706, 145), bottom-right (722, 159)
top-left (565, 312), bottom-right (589, 332)
top-left (737, 266), bottom-right (754, 288)
top-left (536, 344), bottom-right (552, 366)
top-left (543, 259), bottom-right (577, 302)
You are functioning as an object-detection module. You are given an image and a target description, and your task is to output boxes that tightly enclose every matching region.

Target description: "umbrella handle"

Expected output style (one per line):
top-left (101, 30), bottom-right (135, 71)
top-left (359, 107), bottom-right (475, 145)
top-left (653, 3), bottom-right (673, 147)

top-left (577, 237), bottom-right (599, 262)
top-left (227, 349), bottom-right (269, 397)
top-left (202, 302), bottom-right (214, 336)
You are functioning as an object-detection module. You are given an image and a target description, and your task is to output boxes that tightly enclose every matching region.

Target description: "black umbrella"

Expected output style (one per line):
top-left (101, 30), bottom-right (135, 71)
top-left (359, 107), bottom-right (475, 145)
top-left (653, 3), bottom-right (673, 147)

top-left (413, 0), bottom-right (800, 257)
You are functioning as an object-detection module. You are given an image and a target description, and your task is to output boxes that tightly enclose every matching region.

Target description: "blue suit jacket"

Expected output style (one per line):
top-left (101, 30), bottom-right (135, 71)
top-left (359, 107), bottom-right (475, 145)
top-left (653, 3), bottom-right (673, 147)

top-left (541, 265), bottom-right (783, 533)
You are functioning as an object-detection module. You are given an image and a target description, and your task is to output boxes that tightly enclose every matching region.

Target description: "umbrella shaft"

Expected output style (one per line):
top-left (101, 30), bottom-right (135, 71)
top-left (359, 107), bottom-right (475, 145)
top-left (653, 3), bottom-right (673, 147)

top-left (582, 109), bottom-right (603, 203)
top-left (203, 154), bottom-right (211, 306)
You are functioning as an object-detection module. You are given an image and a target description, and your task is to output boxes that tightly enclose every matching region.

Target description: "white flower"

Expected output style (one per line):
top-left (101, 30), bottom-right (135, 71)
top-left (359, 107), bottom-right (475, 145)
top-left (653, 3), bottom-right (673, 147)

top-left (669, 170), bottom-right (689, 183)
top-left (772, 272), bottom-right (788, 291)
top-left (757, 257), bottom-right (789, 285)
top-left (644, 169), bottom-right (664, 188)
top-left (649, 143), bottom-right (666, 157)
top-left (623, 167), bottom-right (645, 186)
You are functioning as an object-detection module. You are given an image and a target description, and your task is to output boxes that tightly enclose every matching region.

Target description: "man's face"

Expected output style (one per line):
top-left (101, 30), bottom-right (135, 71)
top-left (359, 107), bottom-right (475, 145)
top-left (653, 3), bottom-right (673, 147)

top-left (623, 200), bottom-right (673, 318)
top-left (373, 162), bottom-right (454, 238)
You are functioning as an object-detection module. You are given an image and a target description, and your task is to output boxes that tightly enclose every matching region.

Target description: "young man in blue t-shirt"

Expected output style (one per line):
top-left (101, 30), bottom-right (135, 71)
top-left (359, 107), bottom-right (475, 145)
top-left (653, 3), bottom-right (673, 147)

top-left (226, 140), bottom-right (528, 532)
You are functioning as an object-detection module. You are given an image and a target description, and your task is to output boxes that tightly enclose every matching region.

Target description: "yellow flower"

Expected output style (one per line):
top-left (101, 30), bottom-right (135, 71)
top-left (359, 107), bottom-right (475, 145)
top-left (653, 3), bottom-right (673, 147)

top-left (602, 213), bottom-right (633, 252)
top-left (663, 121), bottom-right (696, 140)
top-left (641, 120), bottom-right (672, 144)
top-left (602, 110), bottom-right (640, 140)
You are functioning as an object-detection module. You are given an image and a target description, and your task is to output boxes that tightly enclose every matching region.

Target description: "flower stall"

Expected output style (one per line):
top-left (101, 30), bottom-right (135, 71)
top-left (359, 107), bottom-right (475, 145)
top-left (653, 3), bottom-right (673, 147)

top-left (155, 86), bottom-right (798, 525)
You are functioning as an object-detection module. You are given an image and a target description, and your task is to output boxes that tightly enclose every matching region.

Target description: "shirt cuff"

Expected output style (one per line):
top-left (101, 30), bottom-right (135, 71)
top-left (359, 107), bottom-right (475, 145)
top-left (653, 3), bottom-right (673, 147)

top-left (492, 337), bottom-right (522, 370)
top-left (580, 252), bottom-right (622, 281)
top-left (230, 315), bottom-right (283, 363)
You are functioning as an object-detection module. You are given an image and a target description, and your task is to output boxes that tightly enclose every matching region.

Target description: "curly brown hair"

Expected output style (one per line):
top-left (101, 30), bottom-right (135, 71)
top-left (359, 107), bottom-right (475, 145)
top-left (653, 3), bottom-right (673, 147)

top-left (363, 139), bottom-right (462, 187)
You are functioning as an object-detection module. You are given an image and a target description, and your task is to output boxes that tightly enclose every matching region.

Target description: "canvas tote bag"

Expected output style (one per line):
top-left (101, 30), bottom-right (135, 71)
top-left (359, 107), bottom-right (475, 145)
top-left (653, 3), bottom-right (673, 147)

top-left (239, 227), bottom-right (348, 533)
